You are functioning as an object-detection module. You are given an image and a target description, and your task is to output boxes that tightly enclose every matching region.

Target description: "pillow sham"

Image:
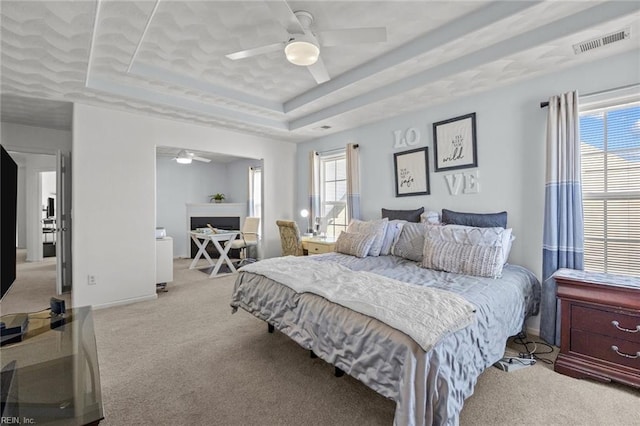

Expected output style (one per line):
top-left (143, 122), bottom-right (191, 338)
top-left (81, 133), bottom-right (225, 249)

top-left (381, 207), bottom-right (424, 223)
top-left (441, 209), bottom-right (507, 228)
top-left (391, 222), bottom-right (428, 262)
top-left (380, 219), bottom-right (405, 255)
top-left (421, 224), bottom-right (512, 278)
top-left (346, 218), bottom-right (388, 256)
top-left (335, 231), bottom-right (377, 258)
top-left (420, 210), bottom-right (440, 224)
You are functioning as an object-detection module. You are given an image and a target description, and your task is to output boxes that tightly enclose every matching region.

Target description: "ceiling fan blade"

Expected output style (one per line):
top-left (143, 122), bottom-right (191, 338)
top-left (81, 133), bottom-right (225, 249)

top-left (192, 156), bottom-right (211, 163)
top-left (317, 27), bottom-right (387, 47)
top-left (307, 57), bottom-right (330, 84)
top-left (265, 1), bottom-right (306, 35)
top-left (226, 42), bottom-right (284, 60)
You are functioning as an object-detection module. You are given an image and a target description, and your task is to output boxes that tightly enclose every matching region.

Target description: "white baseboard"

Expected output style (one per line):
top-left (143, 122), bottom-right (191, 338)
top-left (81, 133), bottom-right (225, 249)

top-left (91, 293), bottom-right (157, 310)
top-left (526, 325), bottom-right (541, 338)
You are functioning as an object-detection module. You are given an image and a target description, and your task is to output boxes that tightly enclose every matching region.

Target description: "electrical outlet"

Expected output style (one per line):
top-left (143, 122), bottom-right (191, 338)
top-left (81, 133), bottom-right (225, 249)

top-left (88, 275), bottom-right (97, 286)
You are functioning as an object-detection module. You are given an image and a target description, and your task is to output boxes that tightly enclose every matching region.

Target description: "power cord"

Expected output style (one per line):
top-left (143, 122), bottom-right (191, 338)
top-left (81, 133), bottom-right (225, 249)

top-left (511, 332), bottom-right (555, 365)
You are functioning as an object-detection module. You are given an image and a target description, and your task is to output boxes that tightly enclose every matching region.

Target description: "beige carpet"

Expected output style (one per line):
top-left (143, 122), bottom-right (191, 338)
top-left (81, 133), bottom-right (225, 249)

top-left (0, 249), bottom-right (69, 316)
top-left (8, 253), bottom-right (634, 425)
top-left (90, 258), bottom-right (640, 425)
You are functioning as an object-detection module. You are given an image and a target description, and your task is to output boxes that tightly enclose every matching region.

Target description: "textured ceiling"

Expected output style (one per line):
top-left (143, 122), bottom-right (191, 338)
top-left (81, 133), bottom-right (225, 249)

top-left (1, 1), bottom-right (639, 142)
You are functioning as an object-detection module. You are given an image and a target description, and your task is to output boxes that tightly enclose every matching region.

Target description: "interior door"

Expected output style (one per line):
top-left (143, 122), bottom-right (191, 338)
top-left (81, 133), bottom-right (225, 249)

top-left (56, 150), bottom-right (72, 294)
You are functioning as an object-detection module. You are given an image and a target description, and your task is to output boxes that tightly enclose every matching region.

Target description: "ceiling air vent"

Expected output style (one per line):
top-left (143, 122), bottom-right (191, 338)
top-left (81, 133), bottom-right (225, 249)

top-left (314, 125), bottom-right (332, 130)
top-left (573, 27), bottom-right (631, 55)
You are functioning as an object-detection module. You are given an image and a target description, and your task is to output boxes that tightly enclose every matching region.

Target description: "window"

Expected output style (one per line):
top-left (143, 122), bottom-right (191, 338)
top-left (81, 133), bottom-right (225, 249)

top-left (249, 166), bottom-right (262, 220)
top-left (320, 152), bottom-right (347, 238)
top-left (580, 101), bottom-right (640, 277)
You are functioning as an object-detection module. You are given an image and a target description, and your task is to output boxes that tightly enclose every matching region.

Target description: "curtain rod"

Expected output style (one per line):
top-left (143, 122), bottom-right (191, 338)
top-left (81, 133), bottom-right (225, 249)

top-left (539, 83), bottom-right (640, 108)
top-left (316, 144), bottom-right (359, 156)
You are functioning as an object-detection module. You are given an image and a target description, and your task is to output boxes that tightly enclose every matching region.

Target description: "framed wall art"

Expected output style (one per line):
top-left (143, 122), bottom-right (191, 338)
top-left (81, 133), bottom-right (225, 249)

top-left (393, 147), bottom-right (430, 197)
top-left (433, 112), bottom-right (477, 172)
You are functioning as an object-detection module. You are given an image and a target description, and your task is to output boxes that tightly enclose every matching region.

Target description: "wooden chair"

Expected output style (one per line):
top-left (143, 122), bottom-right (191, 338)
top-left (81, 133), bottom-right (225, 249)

top-left (276, 220), bottom-right (304, 256)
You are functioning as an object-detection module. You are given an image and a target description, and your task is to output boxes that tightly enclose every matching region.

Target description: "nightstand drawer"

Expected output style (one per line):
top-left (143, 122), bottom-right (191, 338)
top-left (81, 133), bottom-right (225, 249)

top-left (571, 329), bottom-right (640, 370)
top-left (307, 242), bottom-right (335, 255)
top-left (572, 305), bottom-right (640, 344)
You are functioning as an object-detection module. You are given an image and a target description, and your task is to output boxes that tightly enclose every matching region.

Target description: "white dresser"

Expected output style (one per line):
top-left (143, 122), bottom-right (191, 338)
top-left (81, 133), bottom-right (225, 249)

top-left (156, 237), bottom-right (174, 285)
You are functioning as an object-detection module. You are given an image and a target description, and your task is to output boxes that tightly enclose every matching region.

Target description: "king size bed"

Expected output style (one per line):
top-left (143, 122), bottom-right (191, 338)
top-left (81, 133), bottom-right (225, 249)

top-left (230, 219), bottom-right (540, 425)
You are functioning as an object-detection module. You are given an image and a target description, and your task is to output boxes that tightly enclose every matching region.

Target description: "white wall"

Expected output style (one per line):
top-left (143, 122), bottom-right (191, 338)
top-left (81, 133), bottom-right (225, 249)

top-left (296, 49), bottom-right (640, 333)
top-left (1, 122), bottom-right (72, 154)
top-left (226, 158), bottom-right (263, 205)
top-left (41, 171), bottom-right (56, 211)
top-left (72, 104), bottom-right (296, 309)
top-left (156, 156), bottom-right (229, 257)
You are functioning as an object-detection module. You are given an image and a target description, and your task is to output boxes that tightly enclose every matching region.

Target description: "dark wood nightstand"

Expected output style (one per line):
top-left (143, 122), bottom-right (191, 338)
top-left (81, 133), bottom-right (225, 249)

top-left (554, 268), bottom-right (640, 388)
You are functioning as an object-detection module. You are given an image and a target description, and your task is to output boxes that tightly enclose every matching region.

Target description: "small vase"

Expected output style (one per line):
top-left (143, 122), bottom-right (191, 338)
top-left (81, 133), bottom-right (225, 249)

top-left (214, 199), bottom-right (222, 203)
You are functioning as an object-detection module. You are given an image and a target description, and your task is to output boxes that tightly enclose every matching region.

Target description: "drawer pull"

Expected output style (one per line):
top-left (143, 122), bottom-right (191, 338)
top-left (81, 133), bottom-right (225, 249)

top-left (611, 320), bottom-right (640, 333)
top-left (611, 346), bottom-right (640, 359)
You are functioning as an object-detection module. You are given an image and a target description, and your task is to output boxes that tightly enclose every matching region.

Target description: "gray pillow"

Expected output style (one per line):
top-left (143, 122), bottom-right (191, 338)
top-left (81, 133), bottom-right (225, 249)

top-left (441, 209), bottom-right (507, 228)
top-left (391, 222), bottom-right (428, 262)
top-left (381, 207), bottom-right (424, 223)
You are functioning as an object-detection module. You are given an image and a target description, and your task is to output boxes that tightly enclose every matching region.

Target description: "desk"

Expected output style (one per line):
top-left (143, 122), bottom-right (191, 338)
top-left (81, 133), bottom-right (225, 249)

top-left (189, 231), bottom-right (240, 277)
top-left (301, 236), bottom-right (337, 255)
top-left (0, 307), bottom-right (103, 425)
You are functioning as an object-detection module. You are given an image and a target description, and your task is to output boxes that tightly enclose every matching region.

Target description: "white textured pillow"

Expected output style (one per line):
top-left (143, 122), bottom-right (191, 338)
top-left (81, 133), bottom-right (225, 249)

top-left (421, 224), bottom-right (512, 278)
top-left (335, 232), bottom-right (376, 258)
top-left (391, 222), bottom-right (428, 262)
top-left (380, 219), bottom-right (405, 255)
top-left (346, 218), bottom-right (388, 256)
top-left (420, 210), bottom-right (440, 224)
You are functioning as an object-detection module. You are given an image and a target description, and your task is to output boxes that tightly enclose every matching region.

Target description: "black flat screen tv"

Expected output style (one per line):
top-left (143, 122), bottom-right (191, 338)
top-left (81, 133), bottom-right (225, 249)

top-left (1, 144), bottom-right (18, 300)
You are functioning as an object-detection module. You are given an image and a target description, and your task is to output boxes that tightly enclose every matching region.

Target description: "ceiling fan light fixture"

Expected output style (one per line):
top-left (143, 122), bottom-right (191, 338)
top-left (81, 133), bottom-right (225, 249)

top-left (176, 150), bottom-right (192, 164)
top-left (285, 38), bottom-right (319, 66)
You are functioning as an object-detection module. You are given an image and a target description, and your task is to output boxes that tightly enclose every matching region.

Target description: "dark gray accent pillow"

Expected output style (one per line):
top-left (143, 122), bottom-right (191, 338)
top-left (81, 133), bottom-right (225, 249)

top-left (441, 209), bottom-right (508, 228)
top-left (381, 207), bottom-right (424, 223)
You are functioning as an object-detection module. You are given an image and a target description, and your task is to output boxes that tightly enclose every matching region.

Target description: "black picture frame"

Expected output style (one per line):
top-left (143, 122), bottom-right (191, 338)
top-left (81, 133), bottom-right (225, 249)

top-left (393, 147), bottom-right (430, 197)
top-left (433, 112), bottom-right (478, 172)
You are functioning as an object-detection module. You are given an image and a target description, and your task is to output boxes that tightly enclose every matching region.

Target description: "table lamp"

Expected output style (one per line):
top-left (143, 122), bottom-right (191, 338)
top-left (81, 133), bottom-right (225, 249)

top-left (300, 209), bottom-right (313, 235)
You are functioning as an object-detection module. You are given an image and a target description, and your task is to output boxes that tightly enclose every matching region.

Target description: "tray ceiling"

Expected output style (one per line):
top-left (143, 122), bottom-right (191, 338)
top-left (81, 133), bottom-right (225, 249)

top-left (1, 1), bottom-right (639, 142)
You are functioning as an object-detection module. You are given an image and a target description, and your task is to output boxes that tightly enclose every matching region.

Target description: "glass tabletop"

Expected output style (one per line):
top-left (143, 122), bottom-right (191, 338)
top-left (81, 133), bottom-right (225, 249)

top-left (1, 306), bottom-right (103, 425)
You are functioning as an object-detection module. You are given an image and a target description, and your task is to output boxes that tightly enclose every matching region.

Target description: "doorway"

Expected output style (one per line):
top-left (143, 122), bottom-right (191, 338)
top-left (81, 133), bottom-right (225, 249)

top-left (1, 151), bottom-right (71, 315)
top-left (155, 146), bottom-right (264, 262)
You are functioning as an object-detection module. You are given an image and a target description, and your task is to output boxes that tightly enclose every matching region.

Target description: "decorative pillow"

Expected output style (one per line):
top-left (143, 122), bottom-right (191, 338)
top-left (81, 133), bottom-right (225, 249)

top-left (421, 224), bottom-right (513, 278)
top-left (391, 222), bottom-right (428, 262)
top-left (420, 210), bottom-right (440, 224)
top-left (335, 232), bottom-right (377, 258)
top-left (380, 219), bottom-right (405, 255)
top-left (346, 218), bottom-right (388, 256)
top-left (441, 209), bottom-right (508, 228)
top-left (381, 207), bottom-right (424, 223)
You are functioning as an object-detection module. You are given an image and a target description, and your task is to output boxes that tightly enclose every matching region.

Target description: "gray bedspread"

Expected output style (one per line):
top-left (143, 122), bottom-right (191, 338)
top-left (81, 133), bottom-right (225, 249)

top-left (230, 253), bottom-right (540, 426)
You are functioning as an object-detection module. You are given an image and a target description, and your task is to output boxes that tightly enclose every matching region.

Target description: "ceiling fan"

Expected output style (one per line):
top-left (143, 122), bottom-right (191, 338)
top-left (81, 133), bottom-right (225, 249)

top-left (173, 150), bottom-right (211, 164)
top-left (225, 2), bottom-right (387, 84)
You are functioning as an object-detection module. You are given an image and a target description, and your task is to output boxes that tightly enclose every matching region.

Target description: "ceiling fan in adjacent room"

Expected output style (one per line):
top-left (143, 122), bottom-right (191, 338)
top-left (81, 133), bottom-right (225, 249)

top-left (225, 3), bottom-right (387, 84)
top-left (173, 150), bottom-right (211, 164)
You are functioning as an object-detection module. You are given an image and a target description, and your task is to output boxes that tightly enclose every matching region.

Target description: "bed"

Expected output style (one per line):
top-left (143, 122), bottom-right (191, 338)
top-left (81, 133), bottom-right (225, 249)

top-left (230, 250), bottom-right (539, 425)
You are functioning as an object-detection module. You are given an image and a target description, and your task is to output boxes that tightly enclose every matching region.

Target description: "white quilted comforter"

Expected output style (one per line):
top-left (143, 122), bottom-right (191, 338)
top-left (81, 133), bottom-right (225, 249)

top-left (240, 255), bottom-right (476, 352)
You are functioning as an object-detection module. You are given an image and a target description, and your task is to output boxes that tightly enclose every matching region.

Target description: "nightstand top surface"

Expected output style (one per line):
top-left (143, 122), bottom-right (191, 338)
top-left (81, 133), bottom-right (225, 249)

top-left (554, 268), bottom-right (640, 290)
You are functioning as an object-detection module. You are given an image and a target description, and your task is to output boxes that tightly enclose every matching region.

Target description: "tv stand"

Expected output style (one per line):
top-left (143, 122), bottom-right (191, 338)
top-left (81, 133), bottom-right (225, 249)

top-left (0, 307), bottom-right (104, 425)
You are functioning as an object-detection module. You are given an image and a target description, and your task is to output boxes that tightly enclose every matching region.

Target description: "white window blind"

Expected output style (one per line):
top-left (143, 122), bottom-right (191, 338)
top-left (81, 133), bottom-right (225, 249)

top-left (580, 101), bottom-right (640, 277)
top-left (320, 152), bottom-right (347, 238)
